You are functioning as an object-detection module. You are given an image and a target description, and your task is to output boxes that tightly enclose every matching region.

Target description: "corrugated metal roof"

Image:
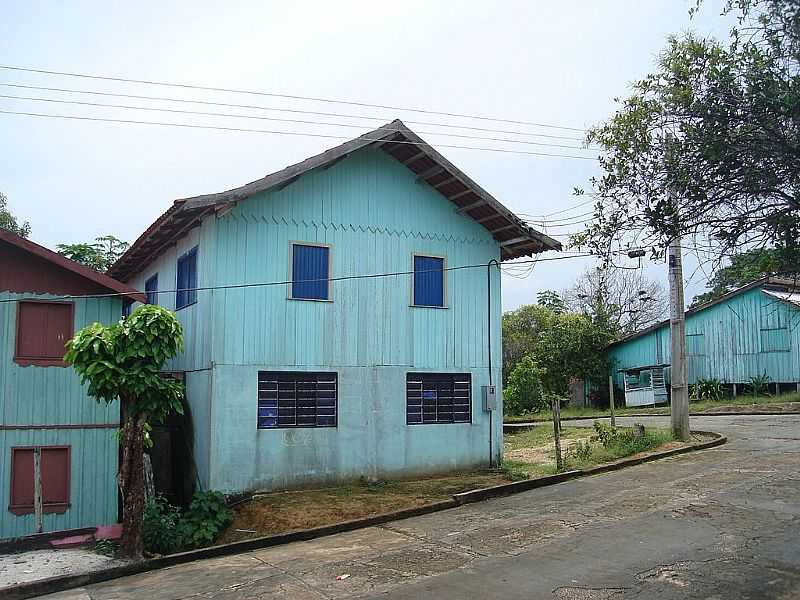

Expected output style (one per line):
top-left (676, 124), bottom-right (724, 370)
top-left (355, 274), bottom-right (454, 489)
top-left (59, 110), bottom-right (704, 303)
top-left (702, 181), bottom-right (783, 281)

top-left (607, 276), bottom-right (800, 348)
top-left (762, 288), bottom-right (800, 308)
top-left (109, 119), bottom-right (560, 281)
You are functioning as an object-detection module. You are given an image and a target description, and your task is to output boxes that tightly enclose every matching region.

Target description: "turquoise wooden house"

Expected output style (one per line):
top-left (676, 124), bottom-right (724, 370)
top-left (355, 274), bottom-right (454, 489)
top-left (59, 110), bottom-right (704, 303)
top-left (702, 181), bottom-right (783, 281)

top-left (109, 120), bottom-right (560, 494)
top-left (607, 277), bottom-right (800, 406)
top-left (0, 229), bottom-right (143, 540)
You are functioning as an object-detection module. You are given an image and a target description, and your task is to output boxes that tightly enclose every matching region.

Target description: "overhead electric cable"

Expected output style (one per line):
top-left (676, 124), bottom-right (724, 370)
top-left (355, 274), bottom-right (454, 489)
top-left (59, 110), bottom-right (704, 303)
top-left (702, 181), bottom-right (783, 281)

top-left (0, 83), bottom-right (589, 142)
top-left (0, 109), bottom-right (599, 160)
top-left (0, 252), bottom-right (624, 304)
top-left (0, 94), bottom-right (595, 151)
top-left (0, 64), bottom-right (588, 132)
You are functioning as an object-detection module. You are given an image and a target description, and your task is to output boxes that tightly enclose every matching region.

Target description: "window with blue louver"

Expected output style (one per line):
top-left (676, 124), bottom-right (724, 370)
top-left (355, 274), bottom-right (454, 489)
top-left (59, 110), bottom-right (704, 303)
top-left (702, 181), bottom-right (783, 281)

top-left (413, 255), bottom-right (445, 307)
top-left (176, 248), bottom-right (197, 310)
top-left (145, 274), bottom-right (158, 305)
top-left (291, 244), bottom-right (330, 300)
top-left (257, 371), bottom-right (337, 428)
top-left (406, 373), bottom-right (471, 425)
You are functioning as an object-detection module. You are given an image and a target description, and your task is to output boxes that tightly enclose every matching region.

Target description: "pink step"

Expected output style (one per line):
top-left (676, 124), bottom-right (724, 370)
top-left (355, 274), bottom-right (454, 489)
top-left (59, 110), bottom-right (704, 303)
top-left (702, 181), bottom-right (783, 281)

top-left (49, 533), bottom-right (94, 548)
top-left (95, 523), bottom-right (123, 540)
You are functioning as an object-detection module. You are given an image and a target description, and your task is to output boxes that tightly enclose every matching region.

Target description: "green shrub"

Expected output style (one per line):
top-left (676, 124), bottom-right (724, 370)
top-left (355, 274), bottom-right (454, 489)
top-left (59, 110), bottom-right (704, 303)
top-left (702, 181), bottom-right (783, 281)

top-left (143, 495), bottom-right (183, 555)
top-left (746, 372), bottom-right (772, 396)
top-left (690, 378), bottom-right (724, 402)
top-left (142, 491), bottom-right (233, 555)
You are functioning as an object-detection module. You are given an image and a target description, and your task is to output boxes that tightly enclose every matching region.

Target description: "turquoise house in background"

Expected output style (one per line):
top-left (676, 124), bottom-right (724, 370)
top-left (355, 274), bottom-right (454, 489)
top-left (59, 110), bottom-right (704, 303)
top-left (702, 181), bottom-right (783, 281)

top-left (109, 120), bottom-right (559, 494)
top-left (0, 229), bottom-right (142, 540)
top-left (607, 277), bottom-right (800, 406)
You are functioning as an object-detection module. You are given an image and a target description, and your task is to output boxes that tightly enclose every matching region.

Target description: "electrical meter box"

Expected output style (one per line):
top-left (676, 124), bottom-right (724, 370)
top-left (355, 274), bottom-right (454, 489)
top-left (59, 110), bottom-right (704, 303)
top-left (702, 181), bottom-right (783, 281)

top-left (482, 385), bottom-right (497, 411)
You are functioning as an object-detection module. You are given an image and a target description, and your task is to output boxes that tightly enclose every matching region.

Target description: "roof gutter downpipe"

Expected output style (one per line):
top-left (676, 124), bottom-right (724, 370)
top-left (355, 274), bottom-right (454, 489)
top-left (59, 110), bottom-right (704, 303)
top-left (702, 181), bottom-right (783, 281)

top-left (487, 259), bottom-right (500, 468)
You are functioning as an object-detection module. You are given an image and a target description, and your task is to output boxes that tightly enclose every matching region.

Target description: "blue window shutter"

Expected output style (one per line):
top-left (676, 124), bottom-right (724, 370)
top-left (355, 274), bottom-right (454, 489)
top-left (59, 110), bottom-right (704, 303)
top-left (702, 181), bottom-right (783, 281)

top-left (145, 274), bottom-right (159, 305)
top-left (292, 244), bottom-right (329, 300)
top-left (176, 248), bottom-right (198, 309)
top-left (413, 255), bottom-right (444, 307)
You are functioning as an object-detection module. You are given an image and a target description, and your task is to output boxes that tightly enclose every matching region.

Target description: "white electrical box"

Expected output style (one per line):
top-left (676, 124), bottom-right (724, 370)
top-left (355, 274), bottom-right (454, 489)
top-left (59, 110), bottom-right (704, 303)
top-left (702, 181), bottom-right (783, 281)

top-left (482, 385), bottom-right (497, 411)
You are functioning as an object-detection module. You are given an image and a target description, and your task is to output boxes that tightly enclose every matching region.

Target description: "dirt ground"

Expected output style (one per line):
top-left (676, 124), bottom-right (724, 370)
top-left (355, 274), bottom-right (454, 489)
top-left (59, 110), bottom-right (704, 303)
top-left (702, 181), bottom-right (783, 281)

top-left (219, 472), bottom-right (512, 544)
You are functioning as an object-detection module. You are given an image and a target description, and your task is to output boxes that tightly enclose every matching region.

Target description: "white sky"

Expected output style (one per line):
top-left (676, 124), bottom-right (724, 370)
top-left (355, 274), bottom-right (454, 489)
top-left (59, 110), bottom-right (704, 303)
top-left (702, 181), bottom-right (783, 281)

top-left (0, 1), bottom-right (735, 309)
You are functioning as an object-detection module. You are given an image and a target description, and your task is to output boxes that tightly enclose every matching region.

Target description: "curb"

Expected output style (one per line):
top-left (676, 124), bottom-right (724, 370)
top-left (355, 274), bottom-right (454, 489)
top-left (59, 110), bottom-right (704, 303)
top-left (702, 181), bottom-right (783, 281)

top-left (504, 409), bottom-right (800, 428)
top-left (2, 433), bottom-right (727, 600)
top-left (454, 431), bottom-right (727, 503)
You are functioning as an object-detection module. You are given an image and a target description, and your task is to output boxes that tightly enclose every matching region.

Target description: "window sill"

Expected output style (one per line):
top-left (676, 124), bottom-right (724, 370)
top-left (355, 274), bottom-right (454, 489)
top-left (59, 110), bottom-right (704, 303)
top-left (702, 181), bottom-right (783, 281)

top-left (9, 503), bottom-right (70, 516)
top-left (406, 421), bottom-right (472, 426)
top-left (409, 304), bottom-right (449, 309)
top-left (257, 425), bottom-right (337, 430)
top-left (288, 297), bottom-right (333, 303)
top-left (14, 357), bottom-right (67, 368)
top-left (175, 300), bottom-right (197, 311)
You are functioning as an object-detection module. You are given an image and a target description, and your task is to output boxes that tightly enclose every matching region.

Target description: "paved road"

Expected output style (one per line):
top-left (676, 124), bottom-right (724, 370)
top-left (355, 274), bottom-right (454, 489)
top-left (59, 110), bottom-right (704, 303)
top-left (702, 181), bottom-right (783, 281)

top-left (41, 415), bottom-right (800, 599)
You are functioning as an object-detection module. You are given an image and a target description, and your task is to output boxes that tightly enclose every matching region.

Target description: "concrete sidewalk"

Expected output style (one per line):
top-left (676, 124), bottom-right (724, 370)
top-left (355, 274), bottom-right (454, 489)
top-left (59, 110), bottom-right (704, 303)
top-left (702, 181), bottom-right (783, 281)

top-left (39, 415), bottom-right (800, 599)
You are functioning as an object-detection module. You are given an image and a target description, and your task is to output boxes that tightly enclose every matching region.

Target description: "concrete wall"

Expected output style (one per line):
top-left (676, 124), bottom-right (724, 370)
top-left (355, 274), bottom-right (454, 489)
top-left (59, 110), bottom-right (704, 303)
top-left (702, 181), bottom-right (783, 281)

top-left (208, 364), bottom-right (500, 492)
top-left (0, 292), bottom-right (120, 539)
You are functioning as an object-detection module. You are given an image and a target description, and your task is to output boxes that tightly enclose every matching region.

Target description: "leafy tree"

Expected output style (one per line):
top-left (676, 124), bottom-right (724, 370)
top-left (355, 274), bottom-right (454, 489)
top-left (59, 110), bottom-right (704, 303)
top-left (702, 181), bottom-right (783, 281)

top-left (65, 305), bottom-right (184, 559)
top-left (576, 0), bottom-right (800, 271)
top-left (563, 266), bottom-right (667, 334)
top-left (536, 290), bottom-right (567, 314)
top-left (532, 312), bottom-right (616, 397)
top-left (0, 192), bottom-right (31, 238)
top-left (503, 356), bottom-right (547, 416)
top-left (502, 304), bottom-right (557, 384)
top-left (57, 235), bottom-right (129, 272)
top-left (690, 247), bottom-right (798, 306)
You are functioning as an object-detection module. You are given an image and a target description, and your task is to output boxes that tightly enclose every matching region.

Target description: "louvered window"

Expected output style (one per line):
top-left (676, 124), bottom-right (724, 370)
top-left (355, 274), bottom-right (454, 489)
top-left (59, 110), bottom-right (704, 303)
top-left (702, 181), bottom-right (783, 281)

top-left (406, 373), bottom-right (471, 425)
top-left (257, 371), bottom-right (337, 428)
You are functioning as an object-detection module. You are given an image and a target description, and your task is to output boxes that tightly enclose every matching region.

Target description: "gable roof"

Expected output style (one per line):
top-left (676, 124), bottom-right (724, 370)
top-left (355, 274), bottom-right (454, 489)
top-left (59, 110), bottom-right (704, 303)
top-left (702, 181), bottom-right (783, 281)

top-left (109, 119), bottom-right (561, 281)
top-left (0, 228), bottom-right (145, 303)
top-left (607, 276), bottom-right (800, 349)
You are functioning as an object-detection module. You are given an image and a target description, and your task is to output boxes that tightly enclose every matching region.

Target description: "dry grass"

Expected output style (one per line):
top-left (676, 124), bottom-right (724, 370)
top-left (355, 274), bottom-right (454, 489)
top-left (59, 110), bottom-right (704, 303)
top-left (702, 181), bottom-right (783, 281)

top-left (218, 472), bottom-right (511, 544)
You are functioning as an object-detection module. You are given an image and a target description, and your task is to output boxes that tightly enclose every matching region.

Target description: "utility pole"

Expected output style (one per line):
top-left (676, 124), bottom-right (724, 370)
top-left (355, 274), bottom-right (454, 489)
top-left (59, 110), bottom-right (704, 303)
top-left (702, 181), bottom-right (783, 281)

top-left (668, 236), bottom-right (690, 441)
top-left (552, 397), bottom-right (563, 471)
top-left (608, 374), bottom-right (616, 428)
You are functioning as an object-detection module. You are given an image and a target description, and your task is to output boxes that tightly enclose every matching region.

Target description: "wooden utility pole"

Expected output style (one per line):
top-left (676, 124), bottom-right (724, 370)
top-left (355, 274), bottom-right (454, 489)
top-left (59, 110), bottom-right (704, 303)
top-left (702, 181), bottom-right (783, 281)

top-left (608, 374), bottom-right (616, 428)
top-left (552, 398), bottom-right (563, 471)
top-left (668, 237), bottom-right (690, 441)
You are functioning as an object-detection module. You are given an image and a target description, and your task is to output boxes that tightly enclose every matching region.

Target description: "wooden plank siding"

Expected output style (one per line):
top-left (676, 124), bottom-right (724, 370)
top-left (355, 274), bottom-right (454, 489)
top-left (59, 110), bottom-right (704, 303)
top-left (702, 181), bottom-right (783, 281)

top-left (0, 292), bottom-right (121, 539)
top-left (125, 148), bottom-right (505, 493)
top-left (608, 287), bottom-right (800, 388)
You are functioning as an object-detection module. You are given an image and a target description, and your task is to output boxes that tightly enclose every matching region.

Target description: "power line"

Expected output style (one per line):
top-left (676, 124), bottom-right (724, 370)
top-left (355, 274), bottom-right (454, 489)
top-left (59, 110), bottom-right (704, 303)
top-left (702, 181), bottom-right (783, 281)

top-left (0, 109), bottom-right (599, 160)
top-left (0, 253), bottom-right (603, 304)
top-left (0, 83), bottom-right (589, 143)
top-left (521, 197), bottom-right (597, 218)
top-left (0, 64), bottom-right (588, 132)
top-left (522, 210), bottom-right (595, 224)
top-left (0, 93), bottom-right (596, 151)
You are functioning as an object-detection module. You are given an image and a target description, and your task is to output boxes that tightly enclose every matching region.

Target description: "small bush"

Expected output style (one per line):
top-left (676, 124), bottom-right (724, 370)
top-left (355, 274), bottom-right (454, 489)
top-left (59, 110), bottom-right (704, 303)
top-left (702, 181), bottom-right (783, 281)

top-left (572, 440), bottom-right (593, 462)
top-left (746, 372), bottom-right (772, 397)
top-left (143, 491), bottom-right (233, 555)
top-left (690, 378), bottom-right (724, 402)
top-left (143, 495), bottom-right (183, 555)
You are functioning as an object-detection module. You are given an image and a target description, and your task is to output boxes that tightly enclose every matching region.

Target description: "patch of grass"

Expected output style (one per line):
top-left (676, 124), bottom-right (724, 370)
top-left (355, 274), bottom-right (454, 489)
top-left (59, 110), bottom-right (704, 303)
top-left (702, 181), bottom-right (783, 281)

top-left (503, 424), bottom-right (677, 477)
top-left (504, 392), bottom-right (800, 423)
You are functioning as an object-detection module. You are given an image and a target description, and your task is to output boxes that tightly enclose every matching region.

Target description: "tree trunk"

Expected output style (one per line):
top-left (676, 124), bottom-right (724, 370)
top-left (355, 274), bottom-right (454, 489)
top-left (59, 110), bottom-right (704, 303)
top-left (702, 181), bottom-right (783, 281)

top-left (118, 409), bottom-right (148, 559)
